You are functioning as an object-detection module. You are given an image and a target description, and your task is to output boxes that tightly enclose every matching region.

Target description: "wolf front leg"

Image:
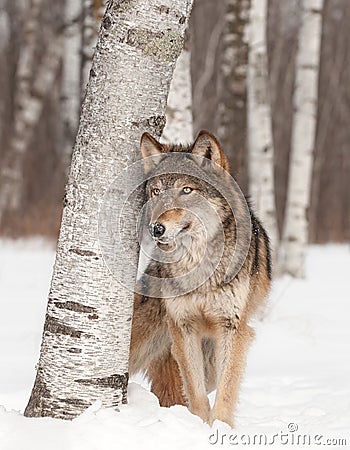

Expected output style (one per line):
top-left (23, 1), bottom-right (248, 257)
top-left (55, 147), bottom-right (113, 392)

top-left (168, 318), bottom-right (211, 423)
top-left (210, 319), bottom-right (255, 427)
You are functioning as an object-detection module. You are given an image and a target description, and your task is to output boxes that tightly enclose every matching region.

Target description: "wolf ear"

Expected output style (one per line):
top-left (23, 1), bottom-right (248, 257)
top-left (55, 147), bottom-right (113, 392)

top-left (191, 130), bottom-right (230, 171)
top-left (140, 133), bottom-right (164, 173)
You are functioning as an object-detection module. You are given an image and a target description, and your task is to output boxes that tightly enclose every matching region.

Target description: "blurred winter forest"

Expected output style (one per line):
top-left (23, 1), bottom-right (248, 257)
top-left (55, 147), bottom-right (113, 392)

top-left (0, 0), bottom-right (349, 273)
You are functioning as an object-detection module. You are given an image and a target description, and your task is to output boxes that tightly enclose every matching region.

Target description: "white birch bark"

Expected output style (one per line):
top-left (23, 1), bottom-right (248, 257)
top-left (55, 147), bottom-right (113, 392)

top-left (161, 46), bottom-right (193, 144)
top-left (24, 0), bottom-right (194, 419)
top-left (247, 0), bottom-right (278, 263)
top-left (282, 0), bottom-right (324, 277)
top-left (62, 0), bottom-right (83, 167)
top-left (81, 0), bottom-right (106, 101)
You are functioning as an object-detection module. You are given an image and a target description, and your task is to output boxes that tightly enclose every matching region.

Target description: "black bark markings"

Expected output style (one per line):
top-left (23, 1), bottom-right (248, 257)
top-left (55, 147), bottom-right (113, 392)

top-left (75, 372), bottom-right (129, 388)
top-left (44, 315), bottom-right (93, 339)
top-left (131, 115), bottom-right (166, 136)
top-left (107, 0), bottom-right (134, 14)
top-left (156, 5), bottom-right (170, 14)
top-left (23, 370), bottom-right (51, 417)
top-left (67, 347), bottom-right (82, 354)
top-left (69, 247), bottom-right (99, 259)
top-left (102, 15), bottom-right (112, 30)
top-left (147, 115), bottom-right (166, 135)
top-left (58, 397), bottom-right (90, 408)
top-left (54, 300), bottom-right (97, 314)
top-left (75, 373), bottom-right (129, 403)
top-left (88, 313), bottom-right (99, 320)
top-left (45, 301), bottom-right (98, 339)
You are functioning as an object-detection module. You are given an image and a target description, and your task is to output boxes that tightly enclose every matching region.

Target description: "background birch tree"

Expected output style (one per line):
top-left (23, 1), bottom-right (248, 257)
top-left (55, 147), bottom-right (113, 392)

top-left (63, 1), bottom-right (107, 169)
top-left (216, 0), bottom-right (251, 192)
top-left (282, 0), bottom-right (324, 277)
top-left (0, 0), bottom-right (42, 224)
top-left (309, 0), bottom-right (350, 244)
top-left (81, 0), bottom-right (106, 100)
top-left (161, 37), bottom-right (193, 144)
top-left (0, 0), bottom-right (10, 145)
top-left (189, 0), bottom-right (225, 170)
top-left (190, 0), bottom-right (251, 191)
top-left (24, 0), bottom-right (193, 419)
top-left (0, 0), bottom-right (65, 236)
top-left (267, 0), bottom-right (300, 240)
top-left (247, 0), bottom-right (278, 262)
top-left (62, 0), bottom-right (84, 168)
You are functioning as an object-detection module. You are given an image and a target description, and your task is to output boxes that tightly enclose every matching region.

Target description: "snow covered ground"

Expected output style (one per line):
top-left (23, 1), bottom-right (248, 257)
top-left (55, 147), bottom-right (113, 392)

top-left (0, 239), bottom-right (349, 449)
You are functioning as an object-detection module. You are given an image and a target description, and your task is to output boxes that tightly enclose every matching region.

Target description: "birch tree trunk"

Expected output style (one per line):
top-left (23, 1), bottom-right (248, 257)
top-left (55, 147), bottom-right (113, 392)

top-left (282, 0), bottom-right (324, 277)
top-left (161, 43), bottom-right (193, 144)
top-left (247, 0), bottom-right (278, 263)
top-left (267, 0), bottom-right (300, 241)
top-left (216, 0), bottom-right (251, 192)
top-left (62, 0), bottom-right (83, 168)
top-left (24, 0), bottom-right (193, 419)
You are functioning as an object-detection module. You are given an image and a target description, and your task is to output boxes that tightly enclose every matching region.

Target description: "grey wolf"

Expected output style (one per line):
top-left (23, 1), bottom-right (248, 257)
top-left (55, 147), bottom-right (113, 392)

top-left (129, 130), bottom-right (271, 427)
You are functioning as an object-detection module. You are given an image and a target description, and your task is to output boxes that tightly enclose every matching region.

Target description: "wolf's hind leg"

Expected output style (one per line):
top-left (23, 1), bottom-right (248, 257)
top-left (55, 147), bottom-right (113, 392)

top-left (147, 350), bottom-right (186, 407)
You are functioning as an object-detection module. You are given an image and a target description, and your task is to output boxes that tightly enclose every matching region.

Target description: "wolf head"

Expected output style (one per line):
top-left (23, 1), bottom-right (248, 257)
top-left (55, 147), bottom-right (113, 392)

top-left (140, 131), bottom-right (232, 249)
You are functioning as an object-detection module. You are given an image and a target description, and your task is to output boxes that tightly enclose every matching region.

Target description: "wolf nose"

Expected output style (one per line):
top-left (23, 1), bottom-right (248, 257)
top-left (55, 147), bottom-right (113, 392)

top-left (150, 222), bottom-right (165, 238)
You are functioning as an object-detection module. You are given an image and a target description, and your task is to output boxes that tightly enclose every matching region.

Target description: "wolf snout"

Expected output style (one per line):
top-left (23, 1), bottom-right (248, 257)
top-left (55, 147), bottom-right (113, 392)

top-left (149, 222), bottom-right (166, 238)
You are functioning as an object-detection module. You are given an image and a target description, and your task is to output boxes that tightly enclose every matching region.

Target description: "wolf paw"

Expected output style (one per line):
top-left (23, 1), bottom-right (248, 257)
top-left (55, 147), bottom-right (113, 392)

top-left (209, 409), bottom-right (234, 428)
top-left (188, 400), bottom-right (211, 425)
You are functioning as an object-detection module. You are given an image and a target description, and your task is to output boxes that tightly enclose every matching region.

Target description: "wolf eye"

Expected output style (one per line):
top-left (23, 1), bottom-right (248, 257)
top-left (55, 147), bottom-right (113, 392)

top-left (152, 188), bottom-right (160, 196)
top-left (182, 187), bottom-right (193, 194)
